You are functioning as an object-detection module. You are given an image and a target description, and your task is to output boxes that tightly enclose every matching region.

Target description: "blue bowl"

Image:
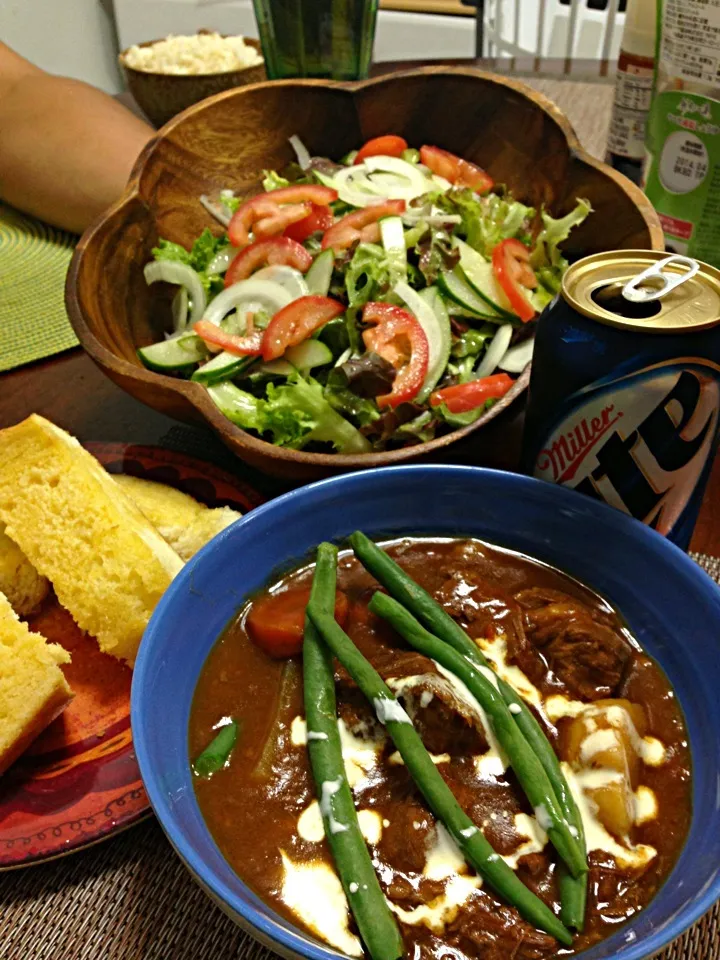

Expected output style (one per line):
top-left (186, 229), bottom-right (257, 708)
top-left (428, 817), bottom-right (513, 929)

top-left (132, 465), bottom-right (720, 960)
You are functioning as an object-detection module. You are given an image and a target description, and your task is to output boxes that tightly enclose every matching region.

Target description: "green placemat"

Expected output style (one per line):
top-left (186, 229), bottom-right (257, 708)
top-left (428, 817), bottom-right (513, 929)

top-left (0, 203), bottom-right (78, 373)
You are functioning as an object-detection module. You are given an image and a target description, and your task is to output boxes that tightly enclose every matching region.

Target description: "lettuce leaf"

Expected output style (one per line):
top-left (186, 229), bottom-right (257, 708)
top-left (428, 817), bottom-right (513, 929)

top-left (345, 243), bottom-right (393, 307)
top-left (530, 198), bottom-right (592, 273)
top-left (437, 188), bottom-right (535, 258)
top-left (416, 228), bottom-right (459, 285)
top-left (262, 169), bottom-right (291, 191)
top-left (435, 397), bottom-right (498, 428)
top-left (264, 376), bottom-right (371, 453)
top-left (152, 229), bottom-right (230, 298)
top-left (324, 374), bottom-right (381, 428)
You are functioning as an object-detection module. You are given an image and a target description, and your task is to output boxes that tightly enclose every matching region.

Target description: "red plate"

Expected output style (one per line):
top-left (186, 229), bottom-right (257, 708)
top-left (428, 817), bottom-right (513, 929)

top-left (0, 444), bottom-right (263, 869)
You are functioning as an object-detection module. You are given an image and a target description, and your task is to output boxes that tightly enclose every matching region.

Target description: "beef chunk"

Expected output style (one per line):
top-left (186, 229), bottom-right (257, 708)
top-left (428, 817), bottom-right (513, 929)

top-left (516, 588), bottom-right (631, 701)
top-left (449, 893), bottom-right (558, 960)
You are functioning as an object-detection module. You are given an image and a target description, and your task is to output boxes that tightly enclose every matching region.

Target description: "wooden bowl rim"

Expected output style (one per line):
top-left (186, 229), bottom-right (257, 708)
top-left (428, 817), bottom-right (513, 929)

top-left (118, 35), bottom-right (264, 78)
top-left (66, 65), bottom-right (664, 471)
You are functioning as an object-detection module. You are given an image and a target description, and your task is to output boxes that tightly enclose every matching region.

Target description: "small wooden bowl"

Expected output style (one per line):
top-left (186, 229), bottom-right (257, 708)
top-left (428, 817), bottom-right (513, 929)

top-left (119, 36), bottom-right (266, 128)
top-left (67, 67), bottom-right (663, 481)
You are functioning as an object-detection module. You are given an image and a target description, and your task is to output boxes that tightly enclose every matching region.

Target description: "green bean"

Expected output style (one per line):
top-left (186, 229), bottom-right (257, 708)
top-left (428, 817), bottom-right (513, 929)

top-left (349, 532), bottom-right (588, 921)
top-left (304, 544), bottom-right (404, 960)
top-left (307, 570), bottom-right (573, 947)
top-left (192, 720), bottom-right (240, 778)
top-left (369, 592), bottom-right (586, 879)
top-left (500, 685), bottom-right (587, 931)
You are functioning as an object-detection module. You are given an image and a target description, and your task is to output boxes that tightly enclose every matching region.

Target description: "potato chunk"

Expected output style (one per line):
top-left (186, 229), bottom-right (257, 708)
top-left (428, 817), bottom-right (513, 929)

top-left (562, 699), bottom-right (648, 838)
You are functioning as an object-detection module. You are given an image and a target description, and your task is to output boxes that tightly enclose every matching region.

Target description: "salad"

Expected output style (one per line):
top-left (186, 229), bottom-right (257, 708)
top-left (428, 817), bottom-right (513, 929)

top-left (139, 134), bottom-right (591, 454)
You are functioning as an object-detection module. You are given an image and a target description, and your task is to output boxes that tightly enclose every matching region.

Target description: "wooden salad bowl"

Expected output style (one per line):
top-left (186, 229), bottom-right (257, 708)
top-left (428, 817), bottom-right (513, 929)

top-left (66, 67), bottom-right (663, 481)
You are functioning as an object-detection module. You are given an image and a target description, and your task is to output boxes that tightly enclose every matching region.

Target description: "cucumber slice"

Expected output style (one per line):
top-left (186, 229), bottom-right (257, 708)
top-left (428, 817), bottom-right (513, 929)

top-left (138, 334), bottom-right (207, 373)
top-left (306, 249), bottom-right (334, 296)
top-left (453, 239), bottom-right (518, 320)
top-left (438, 268), bottom-right (510, 323)
top-left (257, 339), bottom-right (333, 377)
top-left (394, 281), bottom-right (451, 403)
top-left (380, 216), bottom-right (407, 283)
top-left (313, 170), bottom-right (338, 190)
top-left (286, 339), bottom-right (333, 370)
top-left (257, 358), bottom-right (294, 377)
top-left (191, 351), bottom-right (255, 385)
top-left (417, 287), bottom-right (452, 402)
top-left (499, 337), bottom-right (535, 373)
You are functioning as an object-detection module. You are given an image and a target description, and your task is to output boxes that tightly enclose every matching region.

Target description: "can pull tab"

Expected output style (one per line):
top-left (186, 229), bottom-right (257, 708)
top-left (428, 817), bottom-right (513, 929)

top-left (622, 255), bottom-right (699, 303)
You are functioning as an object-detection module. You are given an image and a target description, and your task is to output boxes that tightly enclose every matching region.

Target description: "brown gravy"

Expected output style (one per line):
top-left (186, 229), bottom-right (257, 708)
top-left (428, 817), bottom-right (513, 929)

top-left (190, 539), bottom-right (691, 960)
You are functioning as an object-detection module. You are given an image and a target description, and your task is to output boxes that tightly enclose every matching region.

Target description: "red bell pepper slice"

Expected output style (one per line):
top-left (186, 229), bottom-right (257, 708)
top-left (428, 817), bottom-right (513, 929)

top-left (224, 237), bottom-right (313, 288)
top-left (354, 135), bottom-right (409, 164)
top-left (362, 302), bottom-right (429, 408)
top-left (228, 184), bottom-right (338, 248)
top-left (261, 295), bottom-right (345, 361)
top-left (321, 200), bottom-right (407, 254)
top-left (284, 203), bottom-right (334, 243)
top-left (491, 238), bottom-right (537, 323)
top-left (194, 320), bottom-right (263, 357)
top-left (430, 373), bottom-right (514, 413)
top-left (419, 145), bottom-right (494, 193)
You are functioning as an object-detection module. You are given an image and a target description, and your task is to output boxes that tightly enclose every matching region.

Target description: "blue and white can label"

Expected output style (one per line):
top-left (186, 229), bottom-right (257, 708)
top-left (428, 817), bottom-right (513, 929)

top-left (533, 360), bottom-right (720, 538)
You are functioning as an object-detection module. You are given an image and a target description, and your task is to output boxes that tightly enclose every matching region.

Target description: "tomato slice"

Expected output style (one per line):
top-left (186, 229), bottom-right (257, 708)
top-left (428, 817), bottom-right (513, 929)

top-left (225, 237), bottom-right (313, 287)
top-left (354, 135), bottom-right (409, 164)
top-left (419, 145), bottom-right (494, 193)
top-left (491, 238), bottom-right (537, 323)
top-left (362, 302), bottom-right (429, 408)
top-left (261, 295), bottom-right (345, 361)
top-left (194, 320), bottom-right (263, 356)
top-left (321, 200), bottom-right (407, 254)
top-left (284, 203), bottom-right (334, 243)
top-left (228, 184), bottom-right (338, 248)
top-left (247, 586), bottom-right (349, 659)
top-left (430, 373), bottom-right (514, 413)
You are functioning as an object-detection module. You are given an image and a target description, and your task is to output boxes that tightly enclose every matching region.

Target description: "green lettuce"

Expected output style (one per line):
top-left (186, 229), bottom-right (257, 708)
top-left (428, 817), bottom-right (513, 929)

top-left (209, 375), bottom-right (370, 452)
top-left (265, 376), bottom-right (371, 453)
top-left (436, 398), bottom-right (499, 428)
top-left (530, 198), bottom-right (592, 273)
top-left (152, 228), bottom-right (230, 298)
top-left (345, 243), bottom-right (392, 307)
top-left (394, 410), bottom-right (437, 444)
top-left (437, 189), bottom-right (535, 258)
top-left (262, 169), bottom-right (291, 191)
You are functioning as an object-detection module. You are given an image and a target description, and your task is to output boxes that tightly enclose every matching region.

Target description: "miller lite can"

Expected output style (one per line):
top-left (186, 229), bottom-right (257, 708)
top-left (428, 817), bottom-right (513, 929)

top-left (521, 251), bottom-right (720, 550)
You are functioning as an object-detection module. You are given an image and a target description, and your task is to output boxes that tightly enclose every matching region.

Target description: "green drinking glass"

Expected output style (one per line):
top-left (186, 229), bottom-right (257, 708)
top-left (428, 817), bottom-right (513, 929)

top-left (252, 0), bottom-right (379, 81)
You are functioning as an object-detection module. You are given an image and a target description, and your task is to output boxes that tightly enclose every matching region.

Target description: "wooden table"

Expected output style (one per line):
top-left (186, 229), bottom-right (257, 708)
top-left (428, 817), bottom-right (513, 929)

top-left (1, 61), bottom-right (719, 554)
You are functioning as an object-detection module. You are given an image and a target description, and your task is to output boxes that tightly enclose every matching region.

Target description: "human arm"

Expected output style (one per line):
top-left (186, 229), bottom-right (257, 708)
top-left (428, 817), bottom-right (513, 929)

top-left (0, 43), bottom-right (154, 234)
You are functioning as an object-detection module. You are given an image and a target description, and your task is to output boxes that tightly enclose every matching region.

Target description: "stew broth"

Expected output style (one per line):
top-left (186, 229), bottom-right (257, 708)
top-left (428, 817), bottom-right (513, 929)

top-left (190, 539), bottom-right (691, 960)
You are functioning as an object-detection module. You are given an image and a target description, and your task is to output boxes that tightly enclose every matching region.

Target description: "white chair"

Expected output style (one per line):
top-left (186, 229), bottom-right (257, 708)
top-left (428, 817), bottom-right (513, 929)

top-left (478, 0), bottom-right (625, 63)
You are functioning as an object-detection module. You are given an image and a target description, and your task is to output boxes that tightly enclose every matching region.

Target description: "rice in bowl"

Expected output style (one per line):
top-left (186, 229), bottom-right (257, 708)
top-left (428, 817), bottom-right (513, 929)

top-left (123, 33), bottom-right (263, 76)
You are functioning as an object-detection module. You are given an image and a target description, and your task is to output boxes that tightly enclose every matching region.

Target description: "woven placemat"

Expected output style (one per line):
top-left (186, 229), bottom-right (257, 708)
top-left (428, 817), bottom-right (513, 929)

top-left (2, 556), bottom-right (718, 960)
top-left (0, 203), bottom-right (78, 373)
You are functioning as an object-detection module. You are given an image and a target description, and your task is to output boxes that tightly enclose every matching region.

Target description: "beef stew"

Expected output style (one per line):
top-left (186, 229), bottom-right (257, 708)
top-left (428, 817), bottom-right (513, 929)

top-left (190, 538), bottom-right (691, 959)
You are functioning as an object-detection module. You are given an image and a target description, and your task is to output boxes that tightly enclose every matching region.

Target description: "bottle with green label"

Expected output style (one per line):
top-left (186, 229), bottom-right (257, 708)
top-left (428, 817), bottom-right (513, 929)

top-left (644, 0), bottom-right (720, 267)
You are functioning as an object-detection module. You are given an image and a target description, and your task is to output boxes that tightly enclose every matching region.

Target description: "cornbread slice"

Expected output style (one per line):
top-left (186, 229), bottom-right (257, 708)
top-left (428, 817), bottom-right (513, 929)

top-left (0, 521), bottom-right (49, 616)
top-left (114, 474), bottom-right (241, 562)
top-left (0, 591), bottom-right (73, 775)
top-left (0, 416), bottom-right (184, 664)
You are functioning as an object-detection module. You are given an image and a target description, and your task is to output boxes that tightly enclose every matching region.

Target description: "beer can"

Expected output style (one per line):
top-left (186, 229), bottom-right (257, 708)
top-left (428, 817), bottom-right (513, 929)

top-left (521, 251), bottom-right (720, 550)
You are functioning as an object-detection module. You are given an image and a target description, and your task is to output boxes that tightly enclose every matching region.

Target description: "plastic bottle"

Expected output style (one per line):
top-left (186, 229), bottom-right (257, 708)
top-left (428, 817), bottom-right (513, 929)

top-left (606, 0), bottom-right (656, 185)
top-left (644, 1), bottom-right (720, 266)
